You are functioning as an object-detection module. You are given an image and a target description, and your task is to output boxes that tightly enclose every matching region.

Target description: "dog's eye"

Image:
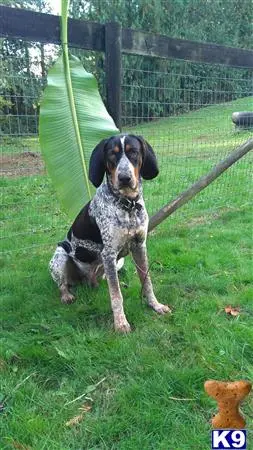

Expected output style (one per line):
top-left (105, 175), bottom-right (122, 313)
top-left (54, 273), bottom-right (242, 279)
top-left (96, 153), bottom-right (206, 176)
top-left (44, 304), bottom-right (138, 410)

top-left (128, 148), bottom-right (138, 158)
top-left (107, 151), bottom-right (117, 165)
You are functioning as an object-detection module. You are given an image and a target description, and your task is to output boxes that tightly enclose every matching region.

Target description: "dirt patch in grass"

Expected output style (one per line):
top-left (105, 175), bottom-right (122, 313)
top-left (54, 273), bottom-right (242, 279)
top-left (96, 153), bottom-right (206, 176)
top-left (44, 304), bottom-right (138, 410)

top-left (185, 207), bottom-right (241, 227)
top-left (1, 152), bottom-right (45, 177)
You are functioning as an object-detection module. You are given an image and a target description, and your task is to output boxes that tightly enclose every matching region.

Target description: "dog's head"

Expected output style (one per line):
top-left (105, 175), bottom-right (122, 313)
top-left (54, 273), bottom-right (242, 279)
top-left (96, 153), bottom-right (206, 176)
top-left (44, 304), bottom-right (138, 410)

top-left (89, 134), bottom-right (159, 198)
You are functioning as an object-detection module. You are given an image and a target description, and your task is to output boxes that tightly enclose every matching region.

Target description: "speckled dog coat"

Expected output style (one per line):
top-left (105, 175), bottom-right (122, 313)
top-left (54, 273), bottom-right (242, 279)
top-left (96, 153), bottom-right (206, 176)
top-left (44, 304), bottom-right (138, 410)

top-left (50, 134), bottom-right (170, 332)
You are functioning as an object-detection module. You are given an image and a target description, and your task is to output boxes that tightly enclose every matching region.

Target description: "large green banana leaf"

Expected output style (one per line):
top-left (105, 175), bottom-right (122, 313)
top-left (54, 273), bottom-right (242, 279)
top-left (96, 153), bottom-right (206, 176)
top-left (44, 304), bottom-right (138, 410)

top-left (39, 53), bottom-right (119, 219)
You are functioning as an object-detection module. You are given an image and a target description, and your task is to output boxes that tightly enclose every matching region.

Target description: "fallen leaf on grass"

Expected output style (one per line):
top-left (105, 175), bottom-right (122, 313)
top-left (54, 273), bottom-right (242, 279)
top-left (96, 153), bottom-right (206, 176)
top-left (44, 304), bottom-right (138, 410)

top-left (65, 413), bottom-right (84, 427)
top-left (224, 305), bottom-right (240, 316)
top-left (65, 403), bottom-right (92, 427)
top-left (79, 404), bottom-right (92, 413)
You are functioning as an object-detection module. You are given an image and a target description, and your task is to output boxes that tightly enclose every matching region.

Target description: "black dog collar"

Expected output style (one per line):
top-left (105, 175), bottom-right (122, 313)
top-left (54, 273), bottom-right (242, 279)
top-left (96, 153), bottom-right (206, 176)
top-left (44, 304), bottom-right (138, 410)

top-left (119, 196), bottom-right (142, 212)
top-left (107, 183), bottom-right (142, 212)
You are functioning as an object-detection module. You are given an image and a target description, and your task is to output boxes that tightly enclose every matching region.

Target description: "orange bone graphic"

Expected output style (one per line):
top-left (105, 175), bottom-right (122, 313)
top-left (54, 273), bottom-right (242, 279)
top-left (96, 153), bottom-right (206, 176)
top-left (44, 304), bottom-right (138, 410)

top-left (204, 380), bottom-right (252, 429)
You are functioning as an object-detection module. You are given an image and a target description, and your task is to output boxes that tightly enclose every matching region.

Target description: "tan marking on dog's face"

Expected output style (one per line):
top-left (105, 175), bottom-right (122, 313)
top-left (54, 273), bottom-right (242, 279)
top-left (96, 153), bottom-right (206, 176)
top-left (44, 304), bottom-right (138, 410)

top-left (107, 163), bottom-right (117, 187)
top-left (133, 165), bottom-right (140, 182)
top-left (106, 144), bottom-right (122, 188)
top-left (111, 167), bottom-right (118, 187)
top-left (132, 152), bottom-right (142, 182)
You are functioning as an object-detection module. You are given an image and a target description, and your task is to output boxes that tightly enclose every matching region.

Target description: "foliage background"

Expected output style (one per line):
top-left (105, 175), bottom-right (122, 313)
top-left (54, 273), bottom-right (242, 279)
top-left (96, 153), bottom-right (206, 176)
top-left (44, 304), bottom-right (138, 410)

top-left (1, 0), bottom-right (252, 134)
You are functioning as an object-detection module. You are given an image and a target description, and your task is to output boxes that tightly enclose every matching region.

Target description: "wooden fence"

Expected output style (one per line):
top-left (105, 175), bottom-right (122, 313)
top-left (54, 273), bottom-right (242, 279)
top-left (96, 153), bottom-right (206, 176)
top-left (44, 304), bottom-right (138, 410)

top-left (1, 4), bottom-right (253, 129)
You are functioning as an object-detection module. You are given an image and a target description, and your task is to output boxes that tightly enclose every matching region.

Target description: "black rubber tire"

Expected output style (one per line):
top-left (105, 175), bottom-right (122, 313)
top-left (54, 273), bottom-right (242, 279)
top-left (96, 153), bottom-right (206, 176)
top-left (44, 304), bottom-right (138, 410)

top-left (232, 111), bottom-right (253, 128)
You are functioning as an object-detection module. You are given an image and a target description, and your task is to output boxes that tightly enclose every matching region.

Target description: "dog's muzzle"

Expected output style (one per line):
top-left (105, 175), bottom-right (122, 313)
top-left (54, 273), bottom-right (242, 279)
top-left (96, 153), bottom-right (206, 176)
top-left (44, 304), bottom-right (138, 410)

top-left (118, 173), bottom-right (132, 188)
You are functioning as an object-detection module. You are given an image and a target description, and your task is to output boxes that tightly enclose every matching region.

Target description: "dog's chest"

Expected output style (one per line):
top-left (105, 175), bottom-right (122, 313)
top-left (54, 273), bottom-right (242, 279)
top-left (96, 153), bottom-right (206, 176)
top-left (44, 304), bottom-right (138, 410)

top-left (107, 206), bottom-right (146, 248)
top-left (113, 209), bottom-right (146, 249)
top-left (116, 207), bottom-right (144, 230)
top-left (90, 193), bottom-right (148, 254)
top-left (111, 226), bottom-right (146, 262)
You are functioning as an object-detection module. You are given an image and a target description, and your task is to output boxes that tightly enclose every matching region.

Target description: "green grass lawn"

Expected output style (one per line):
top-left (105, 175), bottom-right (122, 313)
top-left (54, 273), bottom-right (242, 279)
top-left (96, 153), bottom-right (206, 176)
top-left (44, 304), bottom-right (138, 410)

top-left (1, 97), bottom-right (253, 449)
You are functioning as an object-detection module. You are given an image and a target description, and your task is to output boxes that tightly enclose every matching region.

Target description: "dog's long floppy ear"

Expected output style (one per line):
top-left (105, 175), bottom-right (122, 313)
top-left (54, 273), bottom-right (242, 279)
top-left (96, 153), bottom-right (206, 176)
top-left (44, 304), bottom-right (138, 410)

top-left (89, 139), bottom-right (108, 187)
top-left (136, 136), bottom-right (159, 180)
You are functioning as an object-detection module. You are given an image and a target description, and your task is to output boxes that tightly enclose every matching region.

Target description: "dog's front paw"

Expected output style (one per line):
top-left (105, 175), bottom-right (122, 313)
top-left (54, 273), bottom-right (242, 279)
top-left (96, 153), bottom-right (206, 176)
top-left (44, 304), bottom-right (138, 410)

top-left (150, 302), bottom-right (171, 315)
top-left (114, 316), bottom-right (131, 333)
top-left (61, 292), bottom-right (75, 304)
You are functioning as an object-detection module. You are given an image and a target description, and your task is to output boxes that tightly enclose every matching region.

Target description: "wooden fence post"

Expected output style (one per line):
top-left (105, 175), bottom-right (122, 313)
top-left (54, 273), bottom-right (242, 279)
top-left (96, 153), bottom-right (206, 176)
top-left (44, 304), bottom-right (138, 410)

top-left (105, 22), bottom-right (122, 131)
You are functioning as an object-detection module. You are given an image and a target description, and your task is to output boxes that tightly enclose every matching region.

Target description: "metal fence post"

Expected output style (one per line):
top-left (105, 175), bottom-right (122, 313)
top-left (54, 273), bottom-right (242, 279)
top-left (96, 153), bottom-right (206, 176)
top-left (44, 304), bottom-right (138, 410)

top-left (105, 22), bottom-right (122, 131)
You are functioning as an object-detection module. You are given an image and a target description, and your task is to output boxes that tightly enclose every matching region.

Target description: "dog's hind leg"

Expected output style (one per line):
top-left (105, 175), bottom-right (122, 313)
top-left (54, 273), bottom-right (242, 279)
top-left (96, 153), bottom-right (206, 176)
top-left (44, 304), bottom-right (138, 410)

top-left (49, 246), bottom-right (77, 304)
top-left (59, 283), bottom-right (75, 304)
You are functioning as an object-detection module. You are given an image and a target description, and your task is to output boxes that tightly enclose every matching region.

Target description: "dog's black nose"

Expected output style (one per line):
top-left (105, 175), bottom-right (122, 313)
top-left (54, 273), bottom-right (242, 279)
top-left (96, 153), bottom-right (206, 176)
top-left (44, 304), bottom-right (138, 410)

top-left (118, 174), bottom-right (131, 185)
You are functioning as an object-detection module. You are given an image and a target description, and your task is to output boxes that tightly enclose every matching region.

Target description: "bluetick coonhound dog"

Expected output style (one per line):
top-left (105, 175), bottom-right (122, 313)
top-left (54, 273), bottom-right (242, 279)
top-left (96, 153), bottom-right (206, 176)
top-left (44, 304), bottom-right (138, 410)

top-left (50, 134), bottom-right (170, 332)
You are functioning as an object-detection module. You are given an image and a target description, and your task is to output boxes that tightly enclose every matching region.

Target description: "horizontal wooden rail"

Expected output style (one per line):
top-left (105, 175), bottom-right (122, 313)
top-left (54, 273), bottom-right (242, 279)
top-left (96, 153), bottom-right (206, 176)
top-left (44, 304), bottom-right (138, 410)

top-left (122, 28), bottom-right (253, 68)
top-left (1, 5), bottom-right (253, 68)
top-left (0, 5), bottom-right (105, 51)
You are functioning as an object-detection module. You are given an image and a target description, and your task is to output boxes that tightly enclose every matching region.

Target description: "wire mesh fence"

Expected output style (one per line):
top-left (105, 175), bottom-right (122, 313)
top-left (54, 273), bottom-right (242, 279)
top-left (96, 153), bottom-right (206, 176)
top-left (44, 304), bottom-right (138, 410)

top-left (1, 39), bottom-right (61, 257)
top-left (1, 37), bottom-right (252, 258)
top-left (122, 55), bottom-right (253, 217)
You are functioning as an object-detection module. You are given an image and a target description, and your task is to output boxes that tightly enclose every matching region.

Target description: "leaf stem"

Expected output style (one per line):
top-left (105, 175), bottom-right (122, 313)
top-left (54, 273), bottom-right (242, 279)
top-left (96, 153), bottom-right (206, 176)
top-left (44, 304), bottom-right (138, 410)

top-left (60, 0), bottom-right (91, 199)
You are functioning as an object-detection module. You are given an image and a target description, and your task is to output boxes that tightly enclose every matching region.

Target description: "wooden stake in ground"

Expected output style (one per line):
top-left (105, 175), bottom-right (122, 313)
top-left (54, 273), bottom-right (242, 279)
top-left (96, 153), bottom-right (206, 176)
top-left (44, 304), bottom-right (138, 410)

top-left (149, 138), bottom-right (253, 232)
